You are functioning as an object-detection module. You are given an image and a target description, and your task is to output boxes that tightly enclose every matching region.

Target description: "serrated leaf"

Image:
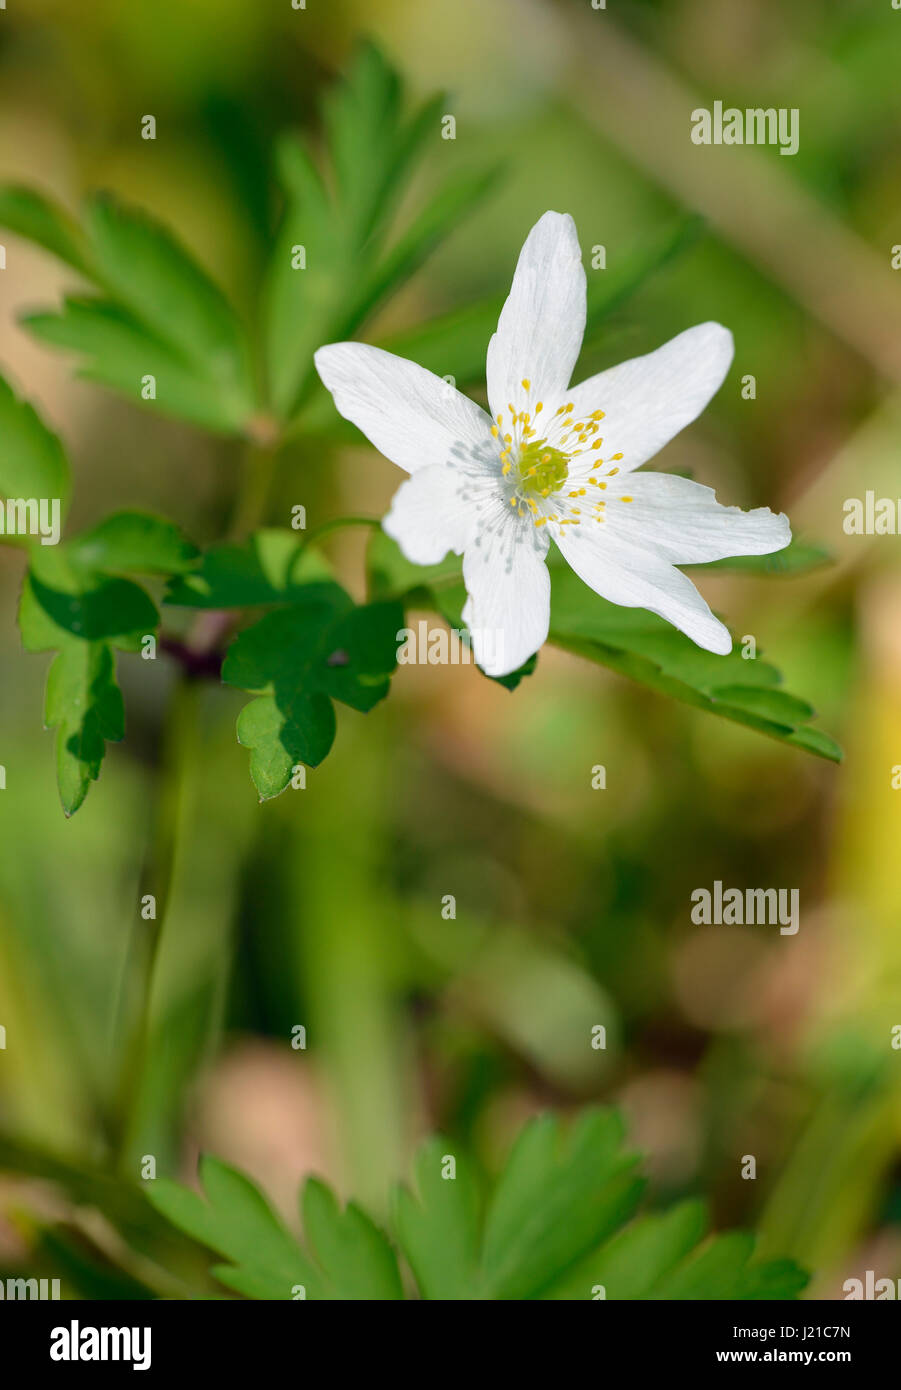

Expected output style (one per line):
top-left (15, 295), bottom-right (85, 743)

top-left (19, 545), bottom-right (159, 814)
top-left (300, 1178), bottom-right (404, 1300)
top-left (147, 1157), bottom-right (401, 1300)
top-left (147, 1157), bottom-right (324, 1300)
top-left (543, 1199), bottom-right (709, 1300)
top-left (165, 529), bottom-right (333, 609)
top-left (149, 1108), bottom-right (808, 1301)
top-left (478, 1111), bottom-right (644, 1299)
top-left (19, 192), bottom-right (258, 434)
top-left (0, 373), bottom-right (71, 524)
top-left (649, 1231), bottom-right (755, 1301)
top-left (265, 44), bottom-right (495, 421)
top-left (392, 1138), bottom-right (482, 1300)
top-left (85, 194), bottom-right (253, 393)
top-left (68, 511), bottom-right (199, 576)
top-left (352, 163), bottom-right (500, 330)
top-left (0, 184), bottom-right (91, 275)
top-left (25, 298), bottom-right (253, 436)
top-left (222, 592), bottom-right (403, 798)
top-left (547, 565), bottom-right (841, 760)
top-left (369, 532), bottom-right (840, 763)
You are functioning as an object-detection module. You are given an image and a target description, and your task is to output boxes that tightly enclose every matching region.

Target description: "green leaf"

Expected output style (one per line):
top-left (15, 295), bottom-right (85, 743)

top-left (18, 191), bottom-right (258, 434)
top-left (24, 297), bottom-right (254, 436)
top-left (148, 1157), bottom-right (325, 1300)
top-left (222, 590), bottom-right (403, 799)
top-left (265, 44), bottom-right (495, 421)
top-left (0, 184), bottom-right (91, 275)
top-left (150, 1108), bottom-right (808, 1301)
top-left (543, 1199), bottom-right (808, 1301)
top-left (477, 1110), bottom-right (644, 1299)
top-left (351, 163), bottom-right (500, 334)
top-left (546, 565), bottom-right (842, 762)
top-left (147, 1156), bottom-right (402, 1300)
top-left (300, 1179), bottom-right (404, 1301)
top-left (68, 511), bottom-right (199, 577)
top-left (19, 545), bottom-right (159, 814)
top-left (648, 1231), bottom-right (801, 1301)
top-left (85, 194), bottom-right (253, 395)
top-left (368, 533), bottom-right (841, 763)
top-left (165, 529), bottom-right (332, 609)
top-left (543, 1200), bottom-right (709, 1300)
top-left (391, 1138), bottom-right (483, 1300)
top-left (0, 373), bottom-right (71, 524)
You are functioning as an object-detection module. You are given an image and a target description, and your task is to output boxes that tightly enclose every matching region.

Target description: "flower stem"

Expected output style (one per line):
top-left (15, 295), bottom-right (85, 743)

top-left (228, 438), bottom-right (281, 540)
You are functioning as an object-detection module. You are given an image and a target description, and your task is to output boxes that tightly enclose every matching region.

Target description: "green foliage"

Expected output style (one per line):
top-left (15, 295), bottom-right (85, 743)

top-left (148, 1155), bottom-right (402, 1300)
top-left (0, 373), bottom-right (71, 521)
top-left (25, 196), bottom-right (256, 434)
top-left (68, 511), bottom-right (200, 577)
top-left (220, 579), bottom-right (403, 800)
top-left (265, 42), bottom-right (497, 422)
top-left (164, 529), bottom-right (332, 609)
top-left (368, 532), bottom-right (842, 762)
top-left (19, 545), bottom-right (157, 815)
top-left (0, 371), bottom-right (198, 812)
top-left (0, 185), bottom-right (90, 275)
top-left (148, 1108), bottom-right (808, 1300)
top-left (0, 44), bottom-right (840, 817)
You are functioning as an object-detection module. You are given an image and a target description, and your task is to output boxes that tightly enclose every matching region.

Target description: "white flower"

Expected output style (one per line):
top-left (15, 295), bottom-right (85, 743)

top-left (314, 211), bottom-right (790, 678)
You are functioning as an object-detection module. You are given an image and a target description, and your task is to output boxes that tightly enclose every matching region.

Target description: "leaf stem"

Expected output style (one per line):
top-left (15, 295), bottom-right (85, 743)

top-left (300, 515), bottom-right (381, 550)
top-left (111, 674), bottom-right (199, 1172)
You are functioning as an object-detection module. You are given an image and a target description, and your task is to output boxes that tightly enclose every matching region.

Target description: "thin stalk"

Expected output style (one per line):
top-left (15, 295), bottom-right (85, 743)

top-left (300, 515), bottom-right (381, 550)
top-left (228, 439), bottom-right (281, 540)
top-left (112, 675), bottom-right (199, 1172)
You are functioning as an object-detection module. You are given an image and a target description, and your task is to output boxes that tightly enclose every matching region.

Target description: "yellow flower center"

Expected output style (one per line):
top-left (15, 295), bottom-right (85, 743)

top-left (516, 439), bottom-right (570, 497)
top-left (491, 380), bottom-right (627, 529)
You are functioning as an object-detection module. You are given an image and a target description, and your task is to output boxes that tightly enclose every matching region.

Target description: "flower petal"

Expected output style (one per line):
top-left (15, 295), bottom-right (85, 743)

top-left (554, 524), bottom-right (732, 654)
top-left (462, 501), bottom-right (551, 677)
top-left (383, 464), bottom-right (485, 564)
top-left (486, 211), bottom-right (586, 424)
top-left (315, 341), bottom-right (496, 474)
top-left (566, 323), bottom-right (734, 474)
top-left (595, 472), bottom-right (791, 565)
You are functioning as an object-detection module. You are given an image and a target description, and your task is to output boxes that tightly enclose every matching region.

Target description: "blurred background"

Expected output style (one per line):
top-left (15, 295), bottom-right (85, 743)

top-left (1, 0), bottom-right (900, 1299)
